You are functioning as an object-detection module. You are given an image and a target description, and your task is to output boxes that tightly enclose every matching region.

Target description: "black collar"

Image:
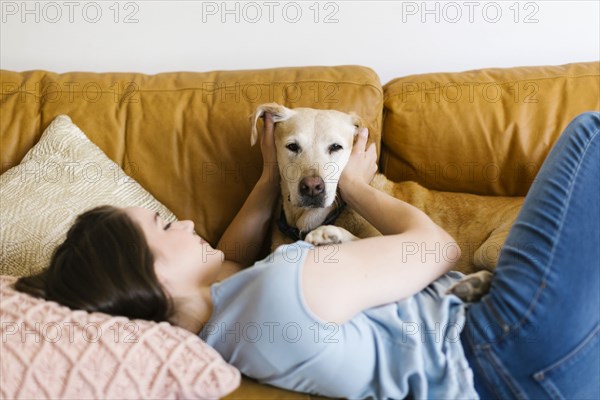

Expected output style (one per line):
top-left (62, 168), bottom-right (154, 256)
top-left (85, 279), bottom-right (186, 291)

top-left (277, 196), bottom-right (346, 241)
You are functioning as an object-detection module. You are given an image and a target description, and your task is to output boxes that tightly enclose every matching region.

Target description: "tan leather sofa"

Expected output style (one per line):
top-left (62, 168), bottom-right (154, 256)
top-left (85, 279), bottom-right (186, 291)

top-left (1, 61), bottom-right (598, 398)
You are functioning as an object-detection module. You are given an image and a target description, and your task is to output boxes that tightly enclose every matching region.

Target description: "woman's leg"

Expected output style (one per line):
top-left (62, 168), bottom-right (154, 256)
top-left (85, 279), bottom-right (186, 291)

top-left (461, 111), bottom-right (600, 399)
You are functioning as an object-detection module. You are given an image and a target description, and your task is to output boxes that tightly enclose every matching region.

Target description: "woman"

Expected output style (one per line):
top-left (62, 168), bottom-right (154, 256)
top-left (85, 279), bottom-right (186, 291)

top-left (17, 112), bottom-right (600, 399)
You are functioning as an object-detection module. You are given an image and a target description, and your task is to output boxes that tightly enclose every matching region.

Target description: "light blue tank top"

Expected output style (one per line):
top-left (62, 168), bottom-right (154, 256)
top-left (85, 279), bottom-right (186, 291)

top-left (199, 241), bottom-right (478, 399)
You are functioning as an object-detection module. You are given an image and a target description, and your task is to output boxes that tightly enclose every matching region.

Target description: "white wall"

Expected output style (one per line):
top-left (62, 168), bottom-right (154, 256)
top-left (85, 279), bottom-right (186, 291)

top-left (1, 0), bottom-right (598, 85)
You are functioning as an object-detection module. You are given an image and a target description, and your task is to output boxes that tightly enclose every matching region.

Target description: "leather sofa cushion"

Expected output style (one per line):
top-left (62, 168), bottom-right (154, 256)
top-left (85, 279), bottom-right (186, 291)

top-left (380, 62), bottom-right (600, 196)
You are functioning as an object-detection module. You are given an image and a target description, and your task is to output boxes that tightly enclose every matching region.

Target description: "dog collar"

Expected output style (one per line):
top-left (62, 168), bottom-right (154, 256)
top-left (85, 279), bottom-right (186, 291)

top-left (277, 196), bottom-right (347, 241)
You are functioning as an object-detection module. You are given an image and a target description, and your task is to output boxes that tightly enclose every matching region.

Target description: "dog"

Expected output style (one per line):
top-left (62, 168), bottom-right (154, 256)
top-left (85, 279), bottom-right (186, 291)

top-left (250, 103), bottom-right (524, 302)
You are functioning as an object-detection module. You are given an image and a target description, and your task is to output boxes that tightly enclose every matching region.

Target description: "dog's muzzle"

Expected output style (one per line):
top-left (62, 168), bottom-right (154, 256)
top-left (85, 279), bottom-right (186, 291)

top-left (298, 176), bottom-right (326, 207)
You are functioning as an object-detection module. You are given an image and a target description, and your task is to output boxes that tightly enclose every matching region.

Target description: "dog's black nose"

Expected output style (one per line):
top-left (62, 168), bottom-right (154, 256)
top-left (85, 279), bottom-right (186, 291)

top-left (299, 176), bottom-right (325, 197)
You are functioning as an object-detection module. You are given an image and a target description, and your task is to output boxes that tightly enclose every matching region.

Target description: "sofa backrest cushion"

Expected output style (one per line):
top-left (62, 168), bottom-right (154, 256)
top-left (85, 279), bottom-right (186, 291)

top-left (380, 62), bottom-right (600, 196)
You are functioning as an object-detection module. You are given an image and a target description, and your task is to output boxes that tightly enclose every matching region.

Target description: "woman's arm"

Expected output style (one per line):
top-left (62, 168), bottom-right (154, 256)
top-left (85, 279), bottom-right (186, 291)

top-left (302, 129), bottom-right (461, 324)
top-left (216, 114), bottom-right (280, 268)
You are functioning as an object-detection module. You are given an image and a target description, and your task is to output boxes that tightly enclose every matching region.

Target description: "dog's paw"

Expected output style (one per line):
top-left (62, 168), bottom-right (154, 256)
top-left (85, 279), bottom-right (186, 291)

top-left (304, 225), bottom-right (344, 246)
top-left (446, 270), bottom-right (493, 303)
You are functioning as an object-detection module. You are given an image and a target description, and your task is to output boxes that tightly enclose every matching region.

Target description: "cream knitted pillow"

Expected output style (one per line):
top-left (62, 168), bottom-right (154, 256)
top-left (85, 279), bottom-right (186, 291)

top-left (0, 115), bottom-right (177, 277)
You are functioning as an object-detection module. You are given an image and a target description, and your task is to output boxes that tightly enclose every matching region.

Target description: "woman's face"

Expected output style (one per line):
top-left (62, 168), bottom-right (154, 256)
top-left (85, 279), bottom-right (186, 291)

top-left (123, 207), bottom-right (223, 296)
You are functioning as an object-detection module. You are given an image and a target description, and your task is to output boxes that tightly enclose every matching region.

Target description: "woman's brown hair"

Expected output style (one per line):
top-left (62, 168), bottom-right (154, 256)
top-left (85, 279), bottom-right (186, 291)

top-left (15, 205), bottom-right (173, 322)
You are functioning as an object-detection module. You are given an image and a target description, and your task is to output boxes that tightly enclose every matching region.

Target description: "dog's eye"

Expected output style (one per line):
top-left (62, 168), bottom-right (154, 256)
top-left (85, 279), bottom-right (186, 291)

top-left (328, 143), bottom-right (343, 154)
top-left (286, 143), bottom-right (300, 153)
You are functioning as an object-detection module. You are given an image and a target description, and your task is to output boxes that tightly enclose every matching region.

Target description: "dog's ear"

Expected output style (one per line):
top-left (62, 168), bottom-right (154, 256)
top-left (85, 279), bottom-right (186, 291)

top-left (349, 112), bottom-right (366, 135)
top-left (250, 103), bottom-right (294, 146)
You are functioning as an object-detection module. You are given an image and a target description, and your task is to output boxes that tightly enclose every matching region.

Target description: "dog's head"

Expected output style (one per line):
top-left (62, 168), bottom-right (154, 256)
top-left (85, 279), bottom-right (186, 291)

top-left (251, 103), bottom-right (364, 209)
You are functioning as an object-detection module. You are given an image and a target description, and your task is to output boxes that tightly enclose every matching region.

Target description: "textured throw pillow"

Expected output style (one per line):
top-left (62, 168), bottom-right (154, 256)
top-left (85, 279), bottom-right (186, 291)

top-left (0, 115), bottom-right (178, 277)
top-left (0, 275), bottom-right (241, 399)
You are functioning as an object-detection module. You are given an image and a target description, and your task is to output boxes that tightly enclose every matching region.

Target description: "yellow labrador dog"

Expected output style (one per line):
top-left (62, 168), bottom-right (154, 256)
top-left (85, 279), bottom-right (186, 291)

top-left (250, 103), bottom-right (523, 301)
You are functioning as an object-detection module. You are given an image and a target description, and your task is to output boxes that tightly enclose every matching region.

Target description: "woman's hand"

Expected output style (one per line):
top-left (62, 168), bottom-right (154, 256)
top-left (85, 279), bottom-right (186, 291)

top-left (339, 128), bottom-right (378, 198)
top-left (260, 113), bottom-right (280, 184)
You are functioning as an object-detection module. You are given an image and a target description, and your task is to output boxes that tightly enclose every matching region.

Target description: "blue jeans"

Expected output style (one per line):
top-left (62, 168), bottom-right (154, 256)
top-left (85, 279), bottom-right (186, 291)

top-left (460, 112), bottom-right (600, 399)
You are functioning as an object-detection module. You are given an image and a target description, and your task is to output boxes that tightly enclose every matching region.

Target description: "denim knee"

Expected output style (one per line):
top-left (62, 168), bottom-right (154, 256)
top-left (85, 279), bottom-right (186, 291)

top-left (555, 111), bottom-right (600, 158)
top-left (570, 111), bottom-right (600, 131)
